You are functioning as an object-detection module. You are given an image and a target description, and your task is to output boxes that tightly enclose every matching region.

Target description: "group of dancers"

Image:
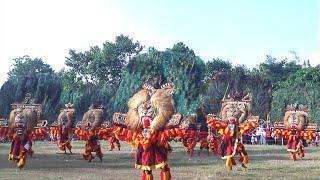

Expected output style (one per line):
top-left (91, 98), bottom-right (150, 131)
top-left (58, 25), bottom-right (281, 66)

top-left (0, 83), bottom-right (318, 180)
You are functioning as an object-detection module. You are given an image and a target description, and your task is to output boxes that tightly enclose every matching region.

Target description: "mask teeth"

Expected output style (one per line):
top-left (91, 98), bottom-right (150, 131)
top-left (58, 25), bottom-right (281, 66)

top-left (161, 82), bottom-right (175, 89)
top-left (143, 84), bottom-right (155, 91)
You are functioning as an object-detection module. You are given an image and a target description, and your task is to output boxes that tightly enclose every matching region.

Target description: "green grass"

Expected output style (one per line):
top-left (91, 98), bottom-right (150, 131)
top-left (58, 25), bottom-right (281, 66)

top-left (1, 141), bottom-right (320, 180)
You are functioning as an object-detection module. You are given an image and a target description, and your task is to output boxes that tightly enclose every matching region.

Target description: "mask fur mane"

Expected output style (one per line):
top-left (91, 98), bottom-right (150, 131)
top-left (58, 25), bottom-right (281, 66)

top-left (8, 108), bottom-right (38, 131)
top-left (57, 108), bottom-right (75, 129)
top-left (126, 87), bottom-right (175, 132)
top-left (283, 111), bottom-right (306, 130)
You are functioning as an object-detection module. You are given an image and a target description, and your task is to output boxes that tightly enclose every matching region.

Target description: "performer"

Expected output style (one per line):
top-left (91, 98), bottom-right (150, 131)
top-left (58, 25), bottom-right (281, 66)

top-left (0, 94), bottom-right (47, 169)
top-left (108, 133), bottom-right (121, 151)
top-left (181, 114), bottom-right (198, 157)
top-left (74, 104), bottom-right (109, 162)
top-left (207, 93), bottom-right (258, 170)
top-left (83, 130), bottom-right (103, 162)
top-left (207, 127), bottom-right (220, 156)
top-left (274, 104), bottom-right (317, 161)
top-left (198, 124), bottom-right (209, 155)
top-left (112, 83), bottom-right (183, 180)
top-left (50, 103), bottom-right (75, 154)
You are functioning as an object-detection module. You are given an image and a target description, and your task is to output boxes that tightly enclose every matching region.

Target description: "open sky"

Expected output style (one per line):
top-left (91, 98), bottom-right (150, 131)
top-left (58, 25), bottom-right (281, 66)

top-left (0, 0), bottom-right (319, 85)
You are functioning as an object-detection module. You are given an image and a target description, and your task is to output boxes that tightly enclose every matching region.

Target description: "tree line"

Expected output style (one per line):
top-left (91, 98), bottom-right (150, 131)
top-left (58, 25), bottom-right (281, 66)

top-left (1, 35), bottom-right (319, 123)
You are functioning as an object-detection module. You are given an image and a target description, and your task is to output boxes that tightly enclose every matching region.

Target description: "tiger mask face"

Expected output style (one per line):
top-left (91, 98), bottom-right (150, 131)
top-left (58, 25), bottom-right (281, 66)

top-left (57, 105), bottom-right (75, 130)
top-left (126, 83), bottom-right (175, 133)
top-left (221, 102), bottom-right (249, 124)
top-left (284, 111), bottom-right (306, 130)
top-left (81, 106), bottom-right (103, 131)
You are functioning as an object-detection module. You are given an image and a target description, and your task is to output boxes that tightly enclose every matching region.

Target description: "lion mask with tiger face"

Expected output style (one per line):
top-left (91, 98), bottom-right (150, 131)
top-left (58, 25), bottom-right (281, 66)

top-left (8, 107), bottom-right (40, 137)
top-left (57, 103), bottom-right (75, 130)
top-left (125, 83), bottom-right (175, 132)
top-left (284, 110), bottom-right (307, 130)
top-left (220, 101), bottom-right (249, 124)
top-left (80, 104), bottom-right (104, 131)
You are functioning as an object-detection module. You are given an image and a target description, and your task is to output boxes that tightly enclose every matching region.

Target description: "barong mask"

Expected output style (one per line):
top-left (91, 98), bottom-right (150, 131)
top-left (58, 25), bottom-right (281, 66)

top-left (221, 101), bottom-right (248, 124)
top-left (284, 111), bottom-right (307, 130)
top-left (126, 83), bottom-right (175, 134)
top-left (9, 103), bottom-right (42, 137)
top-left (58, 103), bottom-right (75, 130)
top-left (81, 104), bottom-right (104, 131)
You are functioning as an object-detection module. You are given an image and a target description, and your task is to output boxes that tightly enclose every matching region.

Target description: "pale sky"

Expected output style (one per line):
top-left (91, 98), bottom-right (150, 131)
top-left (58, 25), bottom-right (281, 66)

top-left (1, 0), bottom-right (319, 86)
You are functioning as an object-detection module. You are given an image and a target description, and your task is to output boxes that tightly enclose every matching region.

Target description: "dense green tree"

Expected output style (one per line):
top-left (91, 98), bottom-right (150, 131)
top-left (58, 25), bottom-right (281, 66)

top-left (0, 56), bottom-right (61, 120)
top-left (203, 65), bottom-right (272, 119)
top-left (2, 36), bottom-right (320, 125)
top-left (252, 55), bottom-right (302, 89)
top-left (0, 73), bottom-right (62, 119)
top-left (65, 35), bottom-right (143, 86)
top-left (205, 58), bottom-right (232, 79)
top-left (8, 55), bottom-right (53, 77)
top-left (270, 67), bottom-right (320, 123)
top-left (112, 43), bottom-right (206, 116)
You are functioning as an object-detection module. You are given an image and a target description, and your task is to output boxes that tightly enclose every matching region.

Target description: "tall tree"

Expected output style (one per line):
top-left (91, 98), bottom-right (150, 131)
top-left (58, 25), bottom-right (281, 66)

top-left (112, 43), bottom-right (206, 116)
top-left (205, 58), bottom-right (232, 78)
top-left (0, 56), bottom-right (61, 119)
top-left (252, 55), bottom-right (302, 89)
top-left (203, 65), bottom-right (272, 119)
top-left (8, 55), bottom-right (53, 77)
top-left (65, 35), bottom-right (143, 86)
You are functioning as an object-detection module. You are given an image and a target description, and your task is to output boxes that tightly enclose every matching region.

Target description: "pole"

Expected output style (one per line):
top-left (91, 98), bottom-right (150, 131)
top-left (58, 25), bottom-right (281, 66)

top-left (222, 83), bottom-right (230, 101)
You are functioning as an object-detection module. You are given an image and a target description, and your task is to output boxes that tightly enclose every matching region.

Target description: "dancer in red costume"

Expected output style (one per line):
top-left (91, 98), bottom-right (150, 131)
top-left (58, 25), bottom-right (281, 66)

top-left (207, 128), bottom-right (220, 156)
top-left (112, 83), bottom-right (183, 180)
top-left (207, 93), bottom-right (258, 170)
top-left (108, 134), bottom-right (121, 151)
top-left (181, 114), bottom-right (198, 157)
top-left (74, 104), bottom-right (113, 162)
top-left (50, 103), bottom-right (74, 154)
top-left (0, 94), bottom-right (47, 169)
top-left (198, 124), bottom-right (209, 155)
top-left (273, 104), bottom-right (317, 161)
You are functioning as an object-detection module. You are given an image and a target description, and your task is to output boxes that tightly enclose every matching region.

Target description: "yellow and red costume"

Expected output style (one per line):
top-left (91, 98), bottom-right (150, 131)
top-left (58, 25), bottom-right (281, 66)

top-left (113, 114), bottom-right (182, 180)
top-left (182, 123), bottom-right (197, 156)
top-left (50, 124), bottom-right (73, 154)
top-left (49, 103), bottom-right (75, 154)
top-left (0, 102), bottom-right (47, 169)
top-left (274, 126), bottom-right (316, 161)
top-left (73, 105), bottom-right (113, 162)
top-left (206, 94), bottom-right (258, 169)
top-left (207, 128), bottom-right (220, 156)
top-left (57, 128), bottom-right (72, 153)
top-left (207, 116), bottom-right (257, 169)
top-left (108, 134), bottom-right (121, 151)
top-left (273, 105), bottom-right (317, 161)
top-left (198, 125), bottom-right (210, 155)
top-left (112, 83), bottom-right (183, 180)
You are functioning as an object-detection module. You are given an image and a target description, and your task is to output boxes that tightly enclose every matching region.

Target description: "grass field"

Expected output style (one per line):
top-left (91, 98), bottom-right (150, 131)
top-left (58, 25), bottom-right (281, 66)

top-left (1, 141), bottom-right (320, 180)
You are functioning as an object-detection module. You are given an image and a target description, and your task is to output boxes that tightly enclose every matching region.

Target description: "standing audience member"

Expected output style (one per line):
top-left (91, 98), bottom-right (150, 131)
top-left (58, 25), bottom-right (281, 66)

top-left (266, 128), bottom-right (271, 145)
top-left (251, 130), bottom-right (257, 145)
